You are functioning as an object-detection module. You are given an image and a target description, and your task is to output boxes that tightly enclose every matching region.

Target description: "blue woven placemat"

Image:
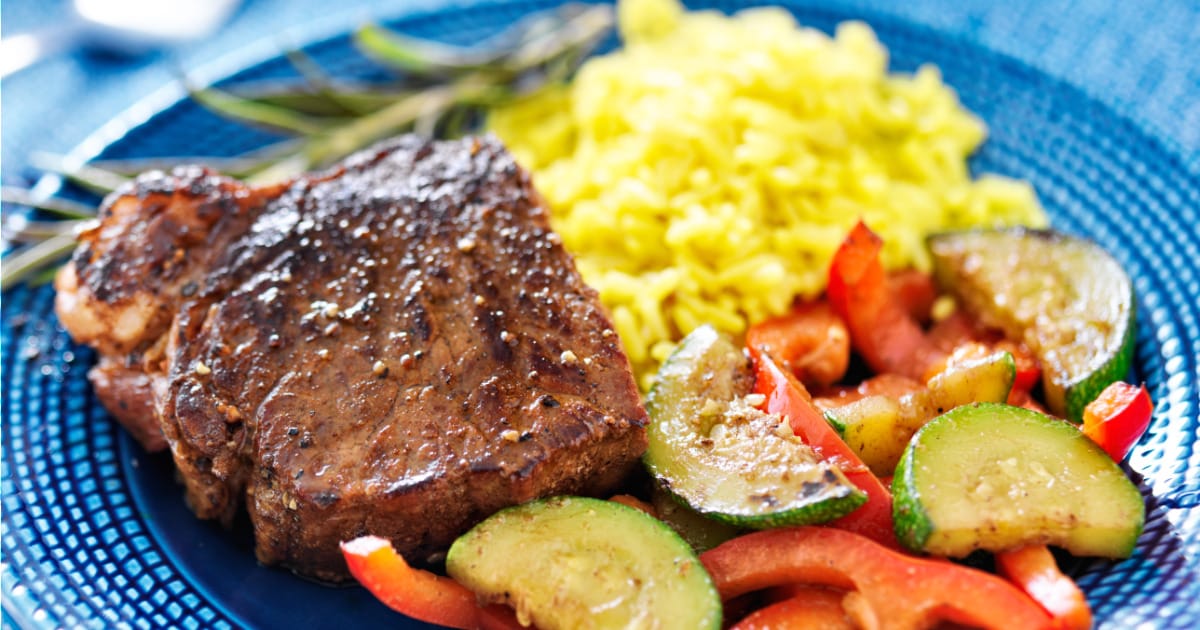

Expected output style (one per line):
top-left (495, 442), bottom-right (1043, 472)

top-left (3, 0), bottom-right (1198, 184)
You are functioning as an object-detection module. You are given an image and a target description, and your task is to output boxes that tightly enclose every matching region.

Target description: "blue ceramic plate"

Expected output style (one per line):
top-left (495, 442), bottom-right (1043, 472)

top-left (3, 1), bottom-right (1199, 628)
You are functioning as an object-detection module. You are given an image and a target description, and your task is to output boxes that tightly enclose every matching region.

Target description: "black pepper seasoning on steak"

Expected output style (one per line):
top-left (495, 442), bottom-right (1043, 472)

top-left (55, 135), bottom-right (648, 581)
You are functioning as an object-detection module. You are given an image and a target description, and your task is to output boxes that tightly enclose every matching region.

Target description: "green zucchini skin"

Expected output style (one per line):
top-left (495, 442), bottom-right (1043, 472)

top-left (893, 402), bottom-right (1144, 559)
top-left (446, 496), bottom-right (722, 630)
top-left (644, 325), bottom-right (865, 529)
top-left (928, 228), bottom-right (1135, 423)
top-left (649, 485), bottom-right (741, 553)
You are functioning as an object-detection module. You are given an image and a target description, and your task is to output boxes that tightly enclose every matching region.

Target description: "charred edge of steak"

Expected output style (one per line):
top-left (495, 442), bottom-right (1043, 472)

top-left (57, 134), bottom-right (650, 581)
top-left (76, 167), bottom-right (249, 306)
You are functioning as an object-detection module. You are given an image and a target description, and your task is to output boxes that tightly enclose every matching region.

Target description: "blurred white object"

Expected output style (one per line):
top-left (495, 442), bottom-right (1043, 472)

top-left (0, 0), bottom-right (240, 78)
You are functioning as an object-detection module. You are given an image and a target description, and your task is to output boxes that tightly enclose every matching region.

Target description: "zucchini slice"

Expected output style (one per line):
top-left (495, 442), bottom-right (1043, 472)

top-left (644, 325), bottom-right (865, 528)
top-left (446, 496), bottom-right (721, 629)
top-left (650, 485), bottom-right (741, 553)
top-left (824, 395), bottom-right (904, 477)
top-left (928, 228), bottom-right (1135, 422)
top-left (893, 402), bottom-right (1144, 558)
top-left (826, 351), bottom-right (1015, 476)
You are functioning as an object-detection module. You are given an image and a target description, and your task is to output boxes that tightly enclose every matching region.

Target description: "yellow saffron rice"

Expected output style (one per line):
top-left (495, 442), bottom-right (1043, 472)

top-left (488, 0), bottom-right (1047, 388)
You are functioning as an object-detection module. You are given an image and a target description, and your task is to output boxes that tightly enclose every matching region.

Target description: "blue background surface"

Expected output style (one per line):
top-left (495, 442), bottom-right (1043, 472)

top-left (3, 0), bottom-right (1198, 185)
top-left (2, 1), bottom-right (1199, 628)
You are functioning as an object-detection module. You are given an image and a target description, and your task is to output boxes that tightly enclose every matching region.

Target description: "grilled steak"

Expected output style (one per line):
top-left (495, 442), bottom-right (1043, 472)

top-left (55, 135), bottom-right (648, 581)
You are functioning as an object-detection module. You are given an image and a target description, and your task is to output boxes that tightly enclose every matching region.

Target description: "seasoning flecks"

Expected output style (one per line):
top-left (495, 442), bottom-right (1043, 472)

top-left (217, 402), bottom-right (242, 422)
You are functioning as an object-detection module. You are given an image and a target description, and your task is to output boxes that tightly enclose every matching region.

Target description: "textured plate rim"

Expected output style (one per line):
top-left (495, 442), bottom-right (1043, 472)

top-left (3, 0), bottom-right (1198, 627)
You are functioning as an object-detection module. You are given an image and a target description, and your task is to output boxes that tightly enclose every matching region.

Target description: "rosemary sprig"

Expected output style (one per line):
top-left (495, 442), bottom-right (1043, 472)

top-left (1, 186), bottom-right (96, 218)
top-left (356, 3), bottom-right (606, 77)
top-left (188, 86), bottom-right (338, 135)
top-left (232, 87), bottom-right (416, 118)
top-left (1, 232), bottom-right (80, 288)
top-left (284, 50), bottom-right (359, 114)
top-left (356, 24), bottom-right (501, 76)
top-left (3, 217), bottom-right (85, 243)
top-left (27, 152), bottom-right (129, 195)
top-left (5, 3), bottom-right (615, 288)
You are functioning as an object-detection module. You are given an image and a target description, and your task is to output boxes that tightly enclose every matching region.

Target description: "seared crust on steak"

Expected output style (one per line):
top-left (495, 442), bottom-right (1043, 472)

top-left (55, 167), bottom-right (283, 359)
top-left (55, 135), bottom-right (648, 581)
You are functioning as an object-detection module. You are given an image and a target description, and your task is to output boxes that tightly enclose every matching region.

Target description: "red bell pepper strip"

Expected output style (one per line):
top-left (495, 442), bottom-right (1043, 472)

top-left (472, 605), bottom-right (524, 630)
top-left (750, 348), bottom-right (898, 548)
top-left (340, 536), bottom-right (522, 630)
top-left (812, 373), bottom-right (924, 411)
top-left (995, 545), bottom-right (1092, 630)
top-left (1008, 386), bottom-right (1050, 414)
top-left (731, 586), bottom-right (852, 630)
top-left (994, 339), bottom-right (1041, 392)
top-left (924, 313), bottom-right (1042, 391)
top-left (762, 582), bottom-right (848, 605)
top-left (888, 269), bottom-right (939, 325)
top-left (826, 221), bottom-right (944, 381)
top-left (609, 494), bottom-right (657, 517)
top-left (1082, 382), bottom-right (1153, 461)
top-left (700, 527), bottom-right (1054, 630)
top-left (924, 309), bottom-right (977, 351)
top-left (746, 300), bottom-right (851, 387)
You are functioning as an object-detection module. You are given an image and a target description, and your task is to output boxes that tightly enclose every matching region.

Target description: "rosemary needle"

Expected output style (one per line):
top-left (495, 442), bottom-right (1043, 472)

top-left (27, 153), bottom-right (129, 196)
top-left (0, 232), bottom-right (80, 289)
top-left (2, 217), bottom-right (84, 243)
top-left (189, 86), bottom-right (336, 136)
top-left (1, 187), bottom-right (96, 218)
